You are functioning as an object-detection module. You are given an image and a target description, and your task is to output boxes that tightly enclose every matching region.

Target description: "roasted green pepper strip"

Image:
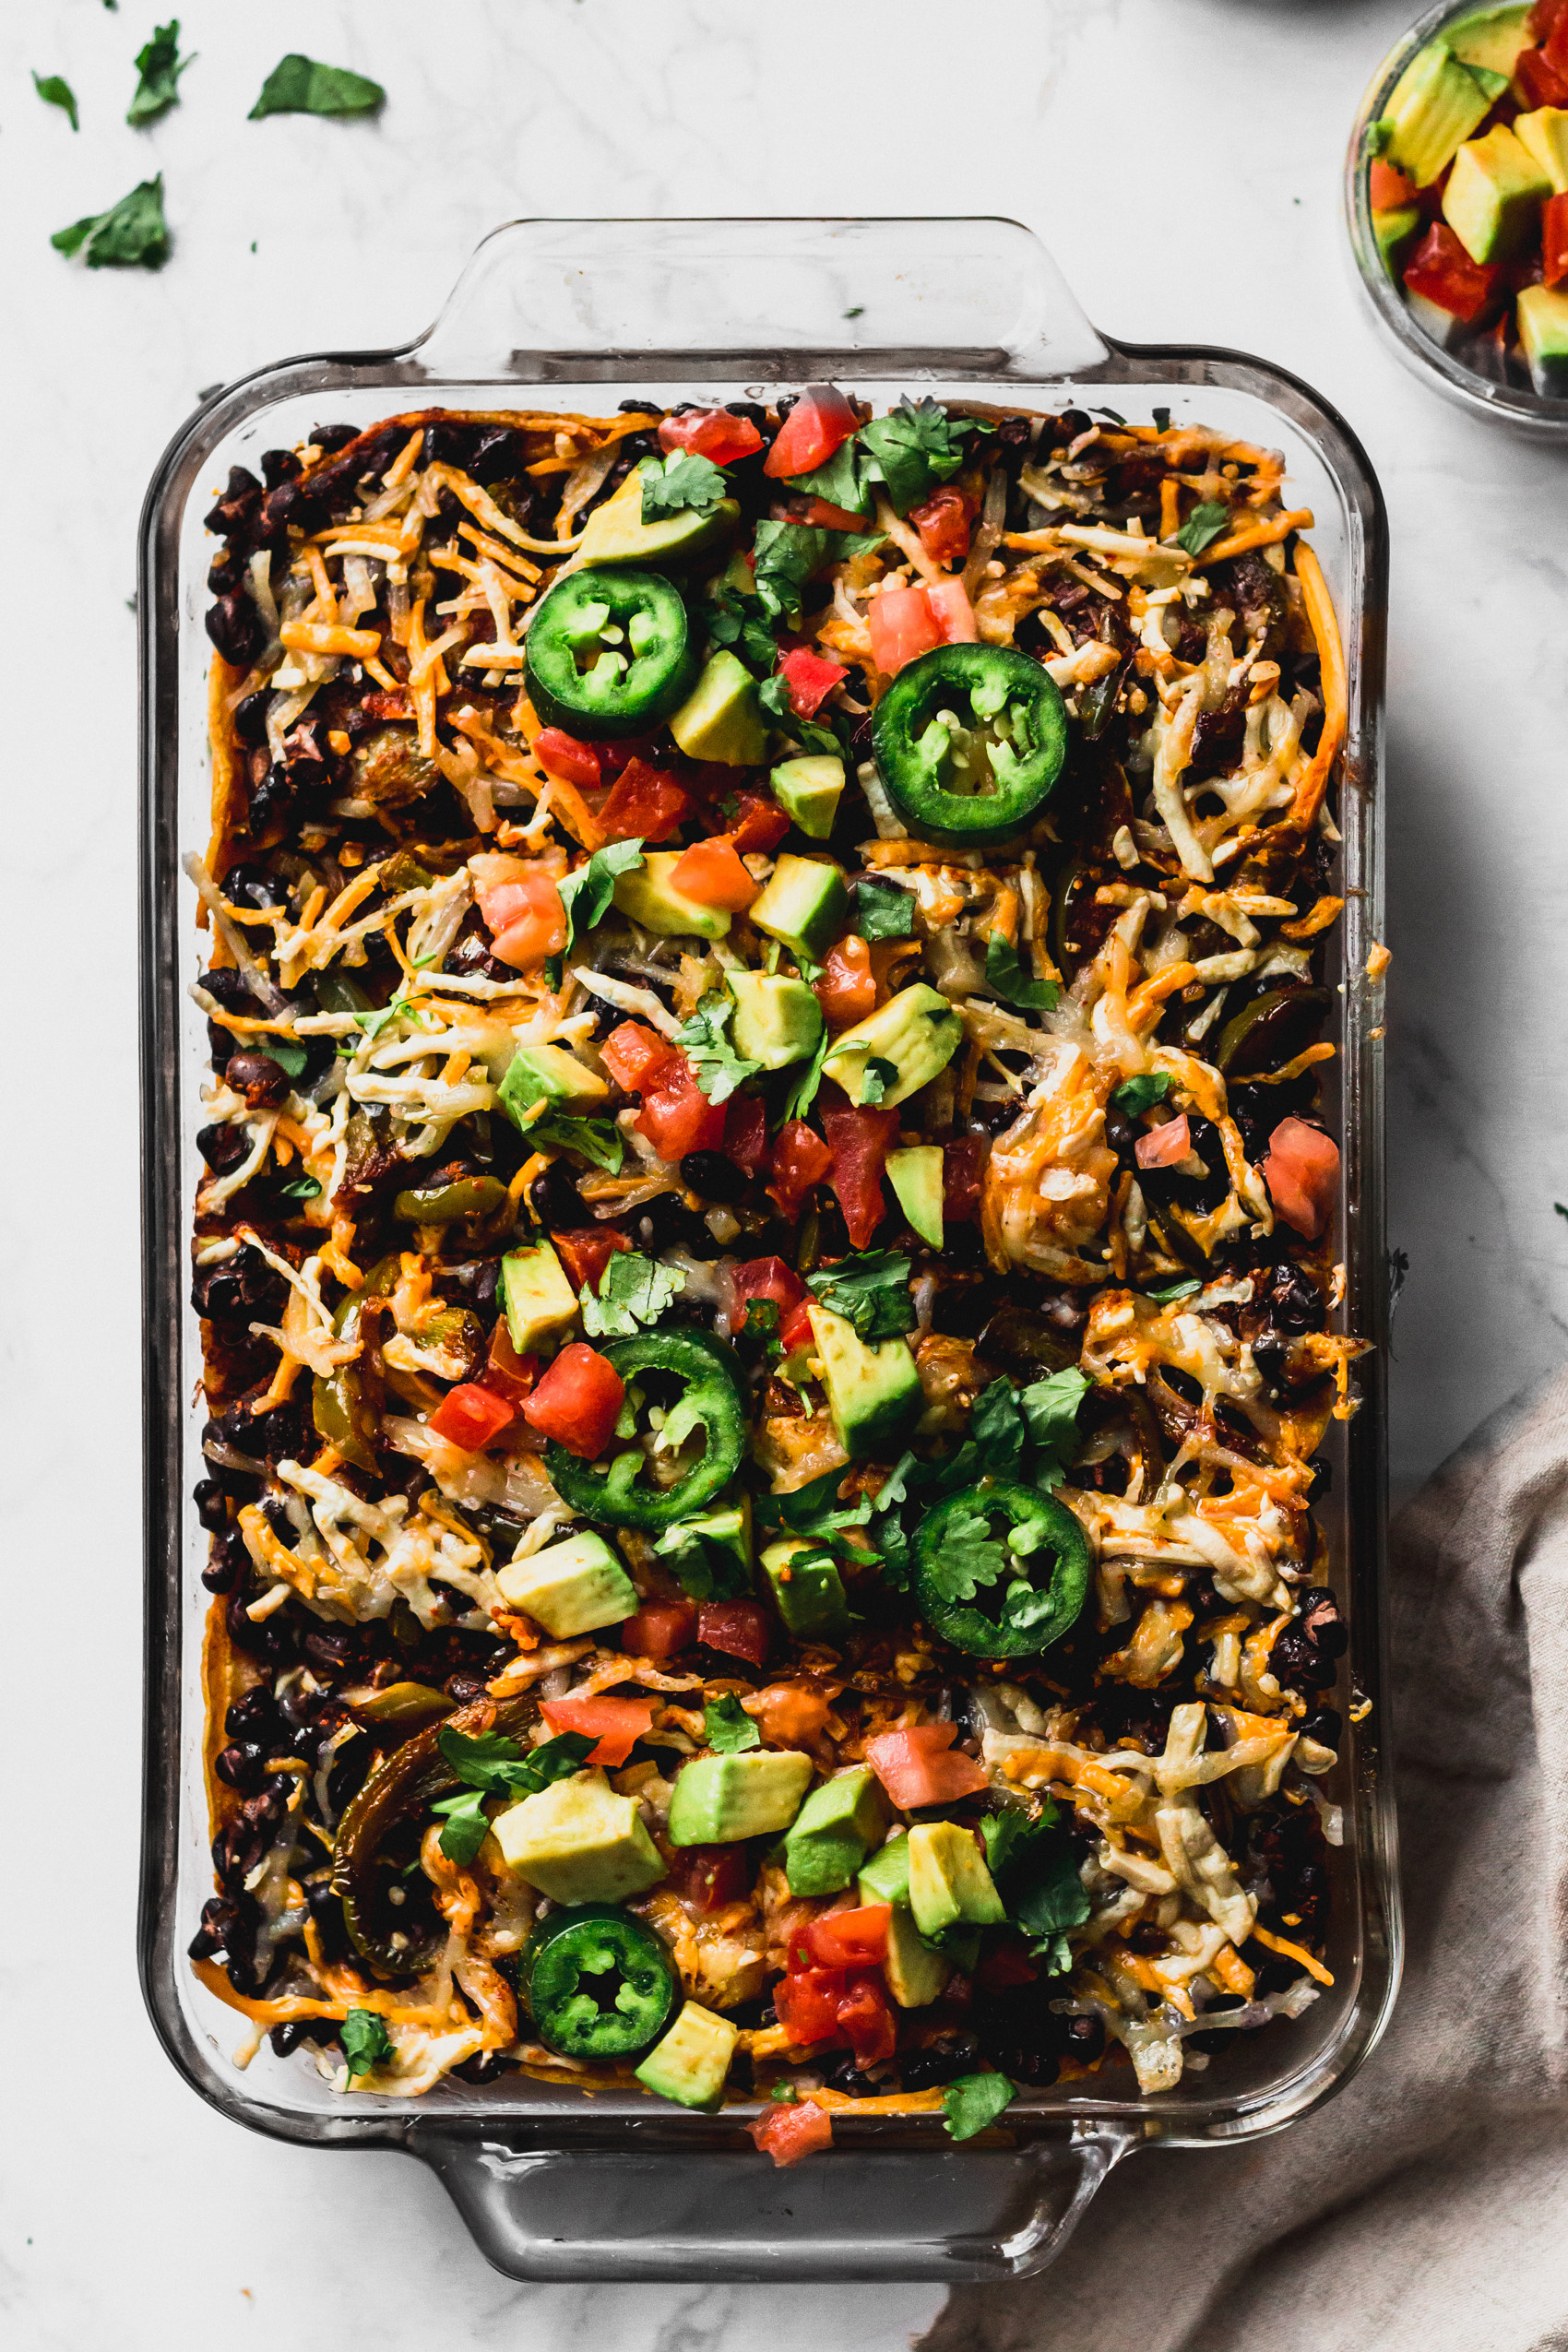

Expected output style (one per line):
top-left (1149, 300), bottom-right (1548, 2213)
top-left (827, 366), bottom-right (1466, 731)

top-left (312, 1293), bottom-right (384, 1474)
top-left (872, 645), bottom-right (1068, 847)
top-left (1213, 985), bottom-right (1332, 1075)
top-left (393, 1175), bottom-right (510, 1223)
top-left (544, 1330), bottom-right (747, 1532)
top-left (525, 564), bottom-right (698, 739)
top-left (521, 1903), bottom-right (678, 2060)
top-left (913, 1479), bottom-right (1091, 1658)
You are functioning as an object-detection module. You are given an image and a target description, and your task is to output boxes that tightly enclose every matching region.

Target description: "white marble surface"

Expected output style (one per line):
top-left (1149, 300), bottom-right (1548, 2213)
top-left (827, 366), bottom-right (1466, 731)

top-left (5, 0), bottom-right (1566, 2342)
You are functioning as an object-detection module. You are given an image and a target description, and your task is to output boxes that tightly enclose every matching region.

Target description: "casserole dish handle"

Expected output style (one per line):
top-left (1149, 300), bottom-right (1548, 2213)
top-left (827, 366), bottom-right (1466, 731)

top-left (410, 2119), bottom-right (1136, 2283)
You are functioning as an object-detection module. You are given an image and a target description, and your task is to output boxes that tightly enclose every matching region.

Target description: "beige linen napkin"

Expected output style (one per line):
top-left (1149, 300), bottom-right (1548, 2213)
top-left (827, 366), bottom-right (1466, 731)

top-left (923, 1364), bottom-right (1568, 2352)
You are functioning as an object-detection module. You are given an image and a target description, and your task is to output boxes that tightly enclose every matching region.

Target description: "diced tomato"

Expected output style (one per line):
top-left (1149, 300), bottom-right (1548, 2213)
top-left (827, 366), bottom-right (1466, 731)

top-left (1404, 222), bottom-right (1503, 321)
top-left (909, 485), bottom-right (974, 566)
top-left (596, 756), bottom-right (694, 846)
top-left (1368, 160), bottom-right (1418, 212)
top-left (777, 645), bottom-right (848, 721)
top-left (722, 1091), bottom-right (770, 1178)
top-left (943, 1134), bottom-right (988, 1226)
top-left (836, 1969), bottom-right (897, 2067)
top-left (479, 1318), bottom-right (539, 1409)
top-left (1546, 3), bottom-right (1568, 69)
top-left (1263, 1117), bottom-right (1340, 1241)
top-left (621, 1597), bottom-right (698, 1659)
top-left (671, 836), bottom-right (760, 912)
top-left (659, 407), bottom-right (765, 465)
top-left (814, 936), bottom-right (875, 1029)
top-left (732, 1256), bottom-right (807, 1325)
top-left (1545, 191), bottom-right (1568, 289)
top-left (820, 1101), bottom-right (899, 1251)
top-left (927, 576), bottom-right (978, 645)
top-left (764, 384), bottom-right (861, 480)
top-left (1134, 1111), bottom-right (1192, 1170)
top-left (867, 583), bottom-right (941, 677)
top-left (748, 2100), bottom-right (835, 2167)
top-left (533, 729), bottom-right (603, 791)
top-left (768, 1121), bottom-right (835, 1219)
top-left (552, 1224), bottom-right (633, 1295)
top-left (977, 1935), bottom-right (1040, 1993)
top-left (539, 1693), bottom-right (658, 1767)
top-left (636, 1053), bottom-right (728, 1159)
top-left (864, 1722), bottom-right (989, 1810)
top-left (601, 1020), bottom-right (675, 1093)
top-left (786, 495), bottom-right (869, 531)
top-left (802, 1905), bottom-right (891, 1969)
top-left (668, 1841), bottom-right (754, 1912)
top-left (478, 867), bottom-right (568, 972)
top-left (775, 1966), bottom-right (847, 2045)
top-left (779, 1299), bottom-right (815, 1351)
top-left (428, 1382), bottom-right (517, 1450)
top-left (749, 1680), bottom-right (832, 1745)
top-left (1515, 42), bottom-right (1568, 105)
top-left (521, 1342), bottom-right (625, 1459)
top-left (725, 790), bottom-right (792, 855)
top-left (696, 1599), bottom-right (771, 1666)
top-left (598, 733), bottom-right (661, 778)
top-left (1530, 0), bottom-right (1568, 40)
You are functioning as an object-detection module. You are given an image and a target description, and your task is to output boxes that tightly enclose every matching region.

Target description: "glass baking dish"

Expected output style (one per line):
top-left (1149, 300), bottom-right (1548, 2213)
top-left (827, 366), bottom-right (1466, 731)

top-left (138, 216), bottom-right (1398, 2283)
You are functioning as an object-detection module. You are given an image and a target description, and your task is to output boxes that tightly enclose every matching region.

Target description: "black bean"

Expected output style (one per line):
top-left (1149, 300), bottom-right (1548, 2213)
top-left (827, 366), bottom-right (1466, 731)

top-left (260, 448), bottom-right (303, 490)
top-left (215, 1740), bottom-right (268, 1793)
top-left (453, 2048), bottom-right (510, 2084)
top-left (225, 1051), bottom-right (289, 1108)
top-left (225, 1588), bottom-right (295, 1663)
top-left (897, 2045), bottom-right (977, 2091)
top-left (680, 1150), bottom-right (746, 1205)
top-left (1301, 1706), bottom-right (1342, 1748)
top-left (212, 1818), bottom-right (267, 1887)
top-left (206, 589), bottom-right (264, 667)
top-left (469, 427), bottom-right (530, 485)
top-left (208, 548), bottom-right (243, 596)
top-left (188, 1894), bottom-right (243, 1961)
top-left (445, 1670), bottom-right (492, 1705)
top-left (204, 466), bottom-right (262, 540)
top-left (201, 1533), bottom-right (246, 1595)
top-left (194, 1478), bottom-right (230, 1534)
top-left (529, 1162), bottom-right (584, 1229)
top-left (196, 1123), bottom-right (250, 1174)
top-left (245, 763), bottom-right (292, 832)
top-left (226, 1688), bottom-right (282, 1743)
top-left (309, 423), bottom-right (361, 455)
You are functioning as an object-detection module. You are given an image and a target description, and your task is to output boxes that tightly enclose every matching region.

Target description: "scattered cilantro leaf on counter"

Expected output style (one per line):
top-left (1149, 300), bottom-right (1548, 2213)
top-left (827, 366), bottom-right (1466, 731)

top-left (942, 2072), bottom-right (1016, 2142)
top-left (580, 1250), bottom-right (685, 1339)
top-left (1113, 1072), bottom-right (1172, 1116)
top-left (340, 2008), bottom-right (394, 2079)
top-left (855, 876), bottom-right (916, 942)
top-left (1172, 499), bottom-right (1229, 556)
top-left (1554, 1203), bottom-right (1568, 1224)
top-left (639, 449), bottom-right (727, 524)
top-left (1146, 1277), bottom-right (1200, 1305)
top-left (704, 1693), bottom-right (762, 1753)
top-left (859, 397), bottom-right (976, 516)
top-left (558, 836), bottom-right (644, 953)
top-left (128, 19), bottom-right (193, 126)
top-left (858, 1055), bottom-right (897, 1107)
top-left (250, 54), bottom-right (386, 119)
top-left (983, 931), bottom-right (1059, 1012)
top-left (33, 72), bottom-right (79, 131)
top-left (53, 174), bottom-right (170, 269)
top-left (753, 521), bottom-right (884, 624)
top-left (529, 1110), bottom-right (624, 1173)
top-left (806, 1252), bottom-right (915, 1343)
top-left (432, 1786), bottom-right (493, 1864)
top-left (674, 992), bottom-right (762, 1104)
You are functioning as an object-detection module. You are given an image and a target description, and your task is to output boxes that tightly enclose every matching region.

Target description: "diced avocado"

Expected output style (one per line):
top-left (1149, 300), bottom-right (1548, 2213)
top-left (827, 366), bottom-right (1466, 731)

top-left (807, 1304), bottom-right (923, 1462)
top-left (1446, 4), bottom-right (1529, 76)
top-left (1384, 41), bottom-right (1495, 186)
top-left (613, 849), bottom-right (731, 940)
top-left (495, 1528), bottom-right (639, 1637)
top-left (726, 970), bottom-right (824, 1072)
top-left (885, 1145), bottom-right (944, 1248)
top-left (749, 853), bottom-right (850, 964)
top-left (501, 1241), bottom-right (578, 1354)
top-left (820, 983), bottom-right (965, 1111)
top-left (1515, 104), bottom-right (1568, 193)
top-left (906, 1820), bottom-right (1007, 1940)
top-left (770, 754), bottom-right (845, 840)
top-left (493, 1769), bottom-right (666, 1904)
top-left (882, 1904), bottom-right (952, 2009)
top-left (667, 1749), bottom-right (814, 1846)
top-left (1518, 282), bottom-right (1568, 393)
top-left (634, 2000), bottom-right (738, 2108)
top-left (761, 1536), bottom-right (850, 1643)
top-left (1442, 124), bottom-right (1550, 260)
top-left (1372, 204), bottom-right (1422, 267)
top-left (858, 1836), bottom-right (912, 1908)
top-left (669, 649), bottom-right (767, 766)
top-left (497, 1041), bottom-right (609, 1132)
top-left (783, 1766), bottom-right (886, 1899)
top-left (576, 467), bottom-right (740, 568)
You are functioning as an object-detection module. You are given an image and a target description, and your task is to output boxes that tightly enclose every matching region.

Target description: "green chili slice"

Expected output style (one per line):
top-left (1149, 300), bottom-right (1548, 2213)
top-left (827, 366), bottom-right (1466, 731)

top-left (872, 645), bottom-right (1068, 848)
top-left (543, 1330), bottom-right (747, 1532)
top-left (913, 1479), bottom-right (1091, 1658)
top-left (525, 564), bottom-right (698, 740)
top-left (521, 1903), bottom-right (678, 2060)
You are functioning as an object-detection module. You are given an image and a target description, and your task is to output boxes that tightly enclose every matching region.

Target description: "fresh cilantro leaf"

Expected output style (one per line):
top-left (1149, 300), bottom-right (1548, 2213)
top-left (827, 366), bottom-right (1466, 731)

top-left (1011, 1837), bottom-right (1090, 1948)
top-left (753, 521), bottom-right (884, 624)
top-left (855, 877), bottom-right (916, 942)
top-left (1173, 499), bottom-right (1229, 556)
top-left (545, 955), bottom-right (564, 992)
top-left (340, 2008), bottom-right (394, 2079)
top-left (704, 1693), bottom-right (762, 1753)
top-left (942, 2072), bottom-right (1016, 2142)
top-left (785, 435), bottom-right (873, 518)
top-left (1017, 1367), bottom-right (1089, 1482)
top-left (1146, 1277), bottom-right (1201, 1304)
top-left (1088, 406), bottom-right (1126, 425)
top-left (979, 1804), bottom-right (1059, 1880)
top-left (53, 175), bottom-right (170, 269)
top-left (559, 837), bottom-right (644, 953)
top-left (969, 1379), bottom-right (1026, 1477)
top-left (437, 1724), bottom-right (593, 1799)
top-left (250, 54), bottom-right (386, 119)
top-left (874, 1513), bottom-right (913, 1591)
top-left (1151, 406), bottom-right (1170, 434)
top-left (525, 1731), bottom-right (597, 1785)
top-left (806, 1253), bottom-right (916, 1343)
top-left (859, 1055), bottom-right (897, 1108)
top-left (128, 20), bottom-right (192, 125)
top-left (707, 583), bottom-right (778, 675)
top-left (639, 449), bottom-right (728, 523)
top-left (655, 1521), bottom-right (752, 1601)
top-left (277, 1174), bottom-right (323, 1201)
top-left (769, 2078), bottom-right (802, 2100)
top-left (924, 1505), bottom-right (1009, 1604)
top-left (33, 73), bottom-right (79, 131)
top-left (672, 992), bottom-right (763, 1105)
top-left (1365, 117), bottom-right (1393, 158)
top-left (983, 932), bottom-right (1059, 1013)
top-left (779, 1024), bottom-right (830, 1123)
top-left (580, 1251), bottom-right (685, 1338)
top-left (1113, 1072), bottom-right (1171, 1117)
top-left (433, 1786), bottom-right (493, 1864)
top-left (262, 1038), bottom-right (310, 1079)
top-left (873, 1453), bottom-right (921, 1514)
top-left (529, 1111), bottom-right (625, 1173)
top-left (858, 397), bottom-right (974, 516)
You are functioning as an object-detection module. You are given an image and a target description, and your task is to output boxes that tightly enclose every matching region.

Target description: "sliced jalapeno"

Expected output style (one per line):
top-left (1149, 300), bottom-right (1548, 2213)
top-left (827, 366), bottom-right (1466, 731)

top-left (913, 1479), bottom-right (1090, 1658)
top-left (521, 1903), bottom-right (678, 2061)
top-left (1212, 985), bottom-right (1331, 1076)
top-left (872, 645), bottom-right (1068, 848)
top-left (525, 565), bottom-right (698, 740)
top-left (543, 1330), bottom-right (747, 1532)
top-left (393, 1175), bottom-right (510, 1223)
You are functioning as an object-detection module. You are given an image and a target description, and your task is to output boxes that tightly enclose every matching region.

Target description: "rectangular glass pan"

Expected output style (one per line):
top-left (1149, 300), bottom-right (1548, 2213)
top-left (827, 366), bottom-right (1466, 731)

top-left (139, 216), bottom-right (1397, 2282)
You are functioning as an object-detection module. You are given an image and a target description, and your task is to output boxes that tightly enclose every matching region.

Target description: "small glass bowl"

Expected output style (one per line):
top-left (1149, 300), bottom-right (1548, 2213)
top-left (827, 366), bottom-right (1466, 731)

top-left (1345, 0), bottom-right (1568, 436)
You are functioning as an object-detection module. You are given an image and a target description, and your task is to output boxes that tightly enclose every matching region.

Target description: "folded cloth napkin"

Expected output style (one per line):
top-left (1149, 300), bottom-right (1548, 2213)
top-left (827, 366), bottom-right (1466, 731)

top-left (922, 1363), bottom-right (1568, 2352)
